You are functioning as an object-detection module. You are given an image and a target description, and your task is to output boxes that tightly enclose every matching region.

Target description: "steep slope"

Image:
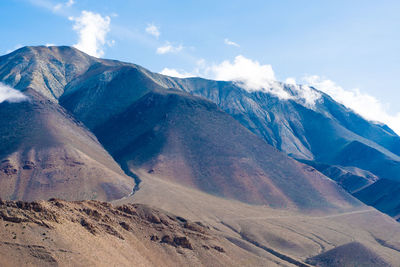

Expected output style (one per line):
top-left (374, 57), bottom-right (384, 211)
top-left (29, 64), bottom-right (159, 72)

top-left (60, 63), bottom-right (162, 129)
top-left (4, 46), bottom-right (355, 211)
top-left (159, 78), bottom-right (400, 220)
top-left (40, 46), bottom-right (400, 182)
top-left (117, 70), bottom-right (400, 221)
top-left (334, 140), bottom-right (400, 181)
top-left (163, 78), bottom-right (400, 161)
top-left (3, 46), bottom-right (399, 170)
top-left (1, 46), bottom-right (399, 217)
top-left (165, 78), bottom-right (400, 174)
top-left (354, 179), bottom-right (400, 221)
top-left (94, 89), bottom-right (359, 210)
top-left (0, 46), bottom-right (96, 100)
top-left (0, 90), bottom-right (134, 201)
top-left (300, 160), bottom-right (379, 194)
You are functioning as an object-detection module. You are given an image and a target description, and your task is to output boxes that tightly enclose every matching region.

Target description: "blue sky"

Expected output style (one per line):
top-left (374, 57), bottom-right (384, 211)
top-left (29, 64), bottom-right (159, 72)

top-left (1, 0), bottom-right (400, 132)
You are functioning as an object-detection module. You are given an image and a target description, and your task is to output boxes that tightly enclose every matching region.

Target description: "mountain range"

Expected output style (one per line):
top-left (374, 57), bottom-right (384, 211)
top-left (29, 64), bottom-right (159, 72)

top-left (0, 46), bottom-right (400, 266)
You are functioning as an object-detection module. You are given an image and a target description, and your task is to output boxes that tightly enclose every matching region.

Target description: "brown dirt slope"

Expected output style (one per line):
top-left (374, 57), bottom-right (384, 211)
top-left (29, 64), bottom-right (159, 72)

top-left (0, 90), bottom-right (134, 201)
top-left (306, 242), bottom-right (390, 267)
top-left (118, 172), bottom-right (400, 266)
top-left (95, 90), bottom-right (360, 211)
top-left (0, 199), bottom-right (277, 267)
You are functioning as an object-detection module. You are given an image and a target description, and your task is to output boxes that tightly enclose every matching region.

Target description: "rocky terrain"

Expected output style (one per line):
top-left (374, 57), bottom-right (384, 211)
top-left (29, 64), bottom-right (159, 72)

top-left (0, 199), bottom-right (268, 266)
top-left (2, 197), bottom-right (399, 266)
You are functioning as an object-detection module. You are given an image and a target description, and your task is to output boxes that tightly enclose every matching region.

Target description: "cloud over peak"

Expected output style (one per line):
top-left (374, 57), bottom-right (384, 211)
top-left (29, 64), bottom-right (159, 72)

top-left (210, 55), bottom-right (275, 88)
top-left (0, 83), bottom-right (28, 104)
top-left (284, 78), bottom-right (321, 108)
top-left (160, 68), bottom-right (194, 78)
top-left (209, 55), bottom-right (292, 98)
top-left (159, 55), bottom-right (400, 134)
top-left (69, 10), bottom-right (111, 57)
top-left (303, 75), bottom-right (400, 134)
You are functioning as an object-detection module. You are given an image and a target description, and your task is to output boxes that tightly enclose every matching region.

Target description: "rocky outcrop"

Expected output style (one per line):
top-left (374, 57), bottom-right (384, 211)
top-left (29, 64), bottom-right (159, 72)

top-left (0, 199), bottom-right (234, 266)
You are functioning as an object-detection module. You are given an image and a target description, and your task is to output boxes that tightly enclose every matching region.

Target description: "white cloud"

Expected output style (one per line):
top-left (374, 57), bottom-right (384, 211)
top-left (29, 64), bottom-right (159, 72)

top-left (158, 55), bottom-right (321, 104)
top-left (160, 68), bottom-right (194, 78)
top-left (207, 55), bottom-right (291, 99)
top-left (299, 84), bottom-right (321, 108)
top-left (284, 77), bottom-right (321, 108)
top-left (285, 77), bottom-right (297, 85)
top-left (69, 10), bottom-right (111, 57)
top-left (45, 43), bottom-right (55, 47)
top-left (224, 38), bottom-right (240, 47)
top-left (160, 55), bottom-right (291, 99)
top-left (293, 85), bottom-right (321, 108)
top-left (303, 75), bottom-right (400, 135)
top-left (156, 42), bottom-right (183, 54)
top-left (210, 55), bottom-right (275, 88)
top-left (159, 56), bottom-right (400, 132)
top-left (53, 0), bottom-right (75, 11)
top-left (0, 83), bottom-right (28, 104)
top-left (145, 24), bottom-right (160, 38)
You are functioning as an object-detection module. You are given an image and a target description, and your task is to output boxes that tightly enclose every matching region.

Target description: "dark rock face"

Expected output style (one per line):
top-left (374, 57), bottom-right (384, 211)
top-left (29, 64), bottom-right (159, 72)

top-left (1, 162), bottom-right (17, 176)
top-left (158, 235), bottom-right (194, 250)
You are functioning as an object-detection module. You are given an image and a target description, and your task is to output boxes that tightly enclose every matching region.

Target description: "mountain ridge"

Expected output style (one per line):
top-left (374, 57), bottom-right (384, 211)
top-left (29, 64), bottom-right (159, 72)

top-left (1, 45), bottom-right (399, 217)
top-left (94, 89), bottom-right (359, 210)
